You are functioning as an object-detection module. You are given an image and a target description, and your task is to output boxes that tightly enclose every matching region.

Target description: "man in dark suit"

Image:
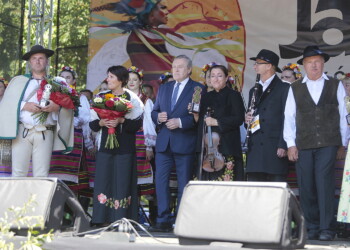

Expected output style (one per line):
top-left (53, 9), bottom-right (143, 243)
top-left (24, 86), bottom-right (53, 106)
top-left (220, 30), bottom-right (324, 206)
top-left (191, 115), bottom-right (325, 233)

top-left (245, 49), bottom-right (290, 181)
top-left (150, 55), bottom-right (204, 232)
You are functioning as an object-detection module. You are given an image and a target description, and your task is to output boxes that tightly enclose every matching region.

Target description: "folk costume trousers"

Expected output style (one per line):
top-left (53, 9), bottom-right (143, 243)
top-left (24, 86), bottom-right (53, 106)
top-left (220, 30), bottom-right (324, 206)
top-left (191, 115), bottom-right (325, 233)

top-left (12, 123), bottom-right (54, 177)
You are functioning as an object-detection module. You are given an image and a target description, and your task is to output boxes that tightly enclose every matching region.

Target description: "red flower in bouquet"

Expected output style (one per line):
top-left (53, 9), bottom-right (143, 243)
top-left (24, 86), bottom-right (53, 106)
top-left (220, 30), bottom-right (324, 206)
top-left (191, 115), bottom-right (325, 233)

top-left (33, 76), bottom-right (80, 123)
top-left (92, 93), bottom-right (133, 149)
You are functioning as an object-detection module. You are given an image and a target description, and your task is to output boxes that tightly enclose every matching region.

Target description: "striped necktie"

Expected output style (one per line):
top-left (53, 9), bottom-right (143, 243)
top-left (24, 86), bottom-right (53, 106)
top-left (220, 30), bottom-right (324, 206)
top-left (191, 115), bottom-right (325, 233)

top-left (171, 82), bottom-right (180, 111)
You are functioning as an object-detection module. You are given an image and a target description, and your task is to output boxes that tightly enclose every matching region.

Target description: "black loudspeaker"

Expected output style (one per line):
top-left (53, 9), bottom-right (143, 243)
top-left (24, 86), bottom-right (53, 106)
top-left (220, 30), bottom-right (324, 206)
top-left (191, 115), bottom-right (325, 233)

top-left (0, 178), bottom-right (90, 235)
top-left (174, 181), bottom-right (306, 249)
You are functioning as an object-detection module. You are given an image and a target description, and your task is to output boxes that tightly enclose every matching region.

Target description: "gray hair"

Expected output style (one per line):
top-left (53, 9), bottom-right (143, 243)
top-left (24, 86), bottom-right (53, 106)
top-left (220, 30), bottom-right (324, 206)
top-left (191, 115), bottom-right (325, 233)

top-left (174, 55), bottom-right (192, 69)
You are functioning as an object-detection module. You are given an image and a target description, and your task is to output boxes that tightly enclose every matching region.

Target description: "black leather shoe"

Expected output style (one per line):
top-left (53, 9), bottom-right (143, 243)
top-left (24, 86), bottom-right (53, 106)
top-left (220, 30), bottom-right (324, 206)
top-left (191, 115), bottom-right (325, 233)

top-left (319, 230), bottom-right (335, 241)
top-left (148, 222), bottom-right (173, 233)
top-left (307, 230), bottom-right (319, 240)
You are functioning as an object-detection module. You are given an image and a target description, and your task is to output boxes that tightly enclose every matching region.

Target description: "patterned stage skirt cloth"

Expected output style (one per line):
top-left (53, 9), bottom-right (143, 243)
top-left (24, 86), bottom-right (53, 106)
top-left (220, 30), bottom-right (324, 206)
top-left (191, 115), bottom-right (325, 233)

top-left (136, 130), bottom-right (154, 195)
top-left (49, 128), bottom-right (90, 193)
top-left (0, 139), bottom-right (12, 177)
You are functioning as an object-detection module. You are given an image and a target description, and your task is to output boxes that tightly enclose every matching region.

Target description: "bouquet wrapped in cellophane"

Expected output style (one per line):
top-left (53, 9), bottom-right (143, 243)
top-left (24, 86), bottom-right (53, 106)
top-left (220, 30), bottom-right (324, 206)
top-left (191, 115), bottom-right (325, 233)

top-left (92, 93), bottom-right (133, 149)
top-left (33, 76), bottom-right (80, 123)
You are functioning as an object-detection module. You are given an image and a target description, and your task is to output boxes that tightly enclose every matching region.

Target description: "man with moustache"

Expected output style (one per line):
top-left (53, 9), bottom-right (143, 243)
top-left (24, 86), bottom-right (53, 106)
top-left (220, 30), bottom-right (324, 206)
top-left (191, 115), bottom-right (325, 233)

top-left (0, 45), bottom-right (74, 177)
top-left (284, 45), bottom-right (347, 241)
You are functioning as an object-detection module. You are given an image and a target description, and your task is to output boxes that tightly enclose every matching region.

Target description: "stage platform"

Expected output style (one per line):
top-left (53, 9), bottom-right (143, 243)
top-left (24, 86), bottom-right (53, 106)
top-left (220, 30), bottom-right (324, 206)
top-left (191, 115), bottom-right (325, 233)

top-left (8, 230), bottom-right (350, 249)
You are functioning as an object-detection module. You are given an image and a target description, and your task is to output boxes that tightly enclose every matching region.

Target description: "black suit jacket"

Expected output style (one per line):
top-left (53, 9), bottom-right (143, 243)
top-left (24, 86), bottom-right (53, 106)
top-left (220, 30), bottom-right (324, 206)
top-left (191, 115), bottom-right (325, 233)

top-left (246, 75), bottom-right (290, 175)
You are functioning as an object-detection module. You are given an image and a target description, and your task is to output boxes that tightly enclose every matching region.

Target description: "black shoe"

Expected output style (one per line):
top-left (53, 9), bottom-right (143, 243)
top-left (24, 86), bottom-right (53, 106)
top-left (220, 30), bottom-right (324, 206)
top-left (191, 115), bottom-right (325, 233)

top-left (148, 222), bottom-right (173, 233)
top-left (319, 230), bottom-right (335, 241)
top-left (307, 230), bottom-right (319, 240)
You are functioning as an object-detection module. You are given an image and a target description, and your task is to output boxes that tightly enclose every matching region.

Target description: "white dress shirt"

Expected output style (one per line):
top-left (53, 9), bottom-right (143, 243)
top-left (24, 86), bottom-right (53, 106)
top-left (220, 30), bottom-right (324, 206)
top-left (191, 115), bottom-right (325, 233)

top-left (172, 77), bottom-right (190, 129)
top-left (284, 73), bottom-right (347, 147)
top-left (259, 74), bottom-right (275, 92)
top-left (74, 95), bottom-right (90, 128)
top-left (172, 77), bottom-right (189, 102)
top-left (20, 78), bottom-right (58, 126)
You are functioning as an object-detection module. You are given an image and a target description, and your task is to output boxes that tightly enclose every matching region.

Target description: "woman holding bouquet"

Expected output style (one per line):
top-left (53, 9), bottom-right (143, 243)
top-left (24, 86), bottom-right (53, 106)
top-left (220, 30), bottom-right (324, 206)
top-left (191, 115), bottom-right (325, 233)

top-left (193, 65), bottom-right (245, 181)
top-left (90, 65), bottom-right (143, 225)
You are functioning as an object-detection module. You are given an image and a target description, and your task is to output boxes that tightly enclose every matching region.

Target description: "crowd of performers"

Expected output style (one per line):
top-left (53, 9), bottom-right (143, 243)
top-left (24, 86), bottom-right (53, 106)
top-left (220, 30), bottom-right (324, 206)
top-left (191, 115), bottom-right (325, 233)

top-left (1, 43), bottom-right (350, 243)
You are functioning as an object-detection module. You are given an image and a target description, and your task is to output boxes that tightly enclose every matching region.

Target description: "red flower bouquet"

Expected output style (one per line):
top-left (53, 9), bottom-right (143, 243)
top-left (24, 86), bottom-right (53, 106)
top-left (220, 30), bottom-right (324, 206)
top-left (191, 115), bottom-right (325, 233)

top-left (33, 76), bottom-right (80, 123)
top-left (92, 93), bottom-right (133, 149)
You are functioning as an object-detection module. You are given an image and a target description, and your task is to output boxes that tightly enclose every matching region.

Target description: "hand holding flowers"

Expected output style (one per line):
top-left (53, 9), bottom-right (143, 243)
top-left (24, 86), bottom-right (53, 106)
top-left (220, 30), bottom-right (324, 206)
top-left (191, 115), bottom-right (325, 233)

top-left (33, 76), bottom-right (80, 123)
top-left (92, 92), bottom-right (133, 149)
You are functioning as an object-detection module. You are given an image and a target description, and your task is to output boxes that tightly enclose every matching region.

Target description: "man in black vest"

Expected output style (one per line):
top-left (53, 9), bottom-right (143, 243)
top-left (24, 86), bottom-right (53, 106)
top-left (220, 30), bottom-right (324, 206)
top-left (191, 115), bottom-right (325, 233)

top-left (284, 45), bottom-right (347, 241)
top-left (245, 49), bottom-right (290, 181)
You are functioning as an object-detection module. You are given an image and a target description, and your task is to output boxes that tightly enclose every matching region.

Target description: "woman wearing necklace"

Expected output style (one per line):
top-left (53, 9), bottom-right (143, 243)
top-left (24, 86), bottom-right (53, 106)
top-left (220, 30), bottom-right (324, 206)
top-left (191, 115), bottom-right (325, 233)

top-left (90, 65), bottom-right (143, 225)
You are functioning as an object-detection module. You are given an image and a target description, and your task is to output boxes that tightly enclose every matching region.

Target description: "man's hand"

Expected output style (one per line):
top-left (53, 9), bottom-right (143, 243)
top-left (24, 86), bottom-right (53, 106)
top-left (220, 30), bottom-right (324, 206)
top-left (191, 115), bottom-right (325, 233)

top-left (336, 146), bottom-right (346, 160)
top-left (288, 146), bottom-right (298, 162)
top-left (23, 102), bottom-right (42, 113)
top-left (146, 149), bottom-right (154, 161)
top-left (41, 100), bottom-right (60, 113)
top-left (277, 148), bottom-right (287, 158)
top-left (158, 112), bottom-right (167, 123)
top-left (166, 118), bottom-right (180, 130)
top-left (188, 103), bottom-right (199, 122)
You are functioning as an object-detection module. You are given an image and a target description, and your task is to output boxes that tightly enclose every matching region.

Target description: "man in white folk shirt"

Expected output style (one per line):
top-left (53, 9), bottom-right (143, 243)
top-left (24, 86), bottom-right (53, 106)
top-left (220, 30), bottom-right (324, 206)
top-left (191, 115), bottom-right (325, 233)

top-left (284, 45), bottom-right (347, 241)
top-left (0, 45), bottom-right (74, 177)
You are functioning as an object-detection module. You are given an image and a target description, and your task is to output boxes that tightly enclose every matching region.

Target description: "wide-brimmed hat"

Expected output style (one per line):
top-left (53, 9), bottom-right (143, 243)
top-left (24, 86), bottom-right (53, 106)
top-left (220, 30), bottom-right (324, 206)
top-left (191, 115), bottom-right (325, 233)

top-left (22, 45), bottom-right (54, 61)
top-left (250, 49), bottom-right (281, 73)
top-left (297, 45), bottom-right (330, 65)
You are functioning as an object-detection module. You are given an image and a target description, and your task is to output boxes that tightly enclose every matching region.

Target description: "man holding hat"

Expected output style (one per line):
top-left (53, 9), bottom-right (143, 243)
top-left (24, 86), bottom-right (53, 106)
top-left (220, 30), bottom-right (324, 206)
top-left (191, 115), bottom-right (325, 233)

top-left (284, 45), bottom-right (347, 240)
top-left (245, 49), bottom-right (290, 181)
top-left (0, 45), bottom-right (74, 177)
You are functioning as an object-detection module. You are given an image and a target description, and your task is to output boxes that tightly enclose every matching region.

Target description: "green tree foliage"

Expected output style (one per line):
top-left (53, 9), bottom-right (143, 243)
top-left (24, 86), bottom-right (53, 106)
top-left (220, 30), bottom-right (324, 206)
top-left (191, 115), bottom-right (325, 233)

top-left (0, 0), bottom-right (90, 89)
top-left (0, 0), bottom-right (22, 80)
top-left (53, 0), bottom-right (90, 90)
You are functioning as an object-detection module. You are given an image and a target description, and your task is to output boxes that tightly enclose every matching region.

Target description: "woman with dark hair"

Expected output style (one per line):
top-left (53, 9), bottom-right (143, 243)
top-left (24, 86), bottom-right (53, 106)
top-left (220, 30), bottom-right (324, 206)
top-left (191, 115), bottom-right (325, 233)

top-left (127, 66), bottom-right (156, 195)
top-left (193, 65), bottom-right (245, 181)
top-left (281, 63), bottom-right (302, 83)
top-left (90, 65), bottom-right (144, 225)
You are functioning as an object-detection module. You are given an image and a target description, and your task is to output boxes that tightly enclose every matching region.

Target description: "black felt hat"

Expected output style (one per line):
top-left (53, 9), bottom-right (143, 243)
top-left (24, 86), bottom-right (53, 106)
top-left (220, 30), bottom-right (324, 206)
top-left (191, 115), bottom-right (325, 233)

top-left (297, 45), bottom-right (330, 65)
top-left (250, 49), bottom-right (282, 73)
top-left (22, 45), bottom-right (54, 61)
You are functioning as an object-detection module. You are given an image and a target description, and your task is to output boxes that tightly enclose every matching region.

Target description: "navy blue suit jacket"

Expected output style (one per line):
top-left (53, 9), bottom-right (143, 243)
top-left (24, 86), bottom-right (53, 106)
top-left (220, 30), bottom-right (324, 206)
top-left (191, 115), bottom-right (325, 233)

top-left (151, 78), bottom-right (204, 154)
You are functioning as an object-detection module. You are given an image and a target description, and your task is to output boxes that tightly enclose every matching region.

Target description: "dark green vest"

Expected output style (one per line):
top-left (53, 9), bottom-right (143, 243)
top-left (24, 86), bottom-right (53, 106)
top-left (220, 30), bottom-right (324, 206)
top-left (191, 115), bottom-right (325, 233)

top-left (291, 77), bottom-right (341, 150)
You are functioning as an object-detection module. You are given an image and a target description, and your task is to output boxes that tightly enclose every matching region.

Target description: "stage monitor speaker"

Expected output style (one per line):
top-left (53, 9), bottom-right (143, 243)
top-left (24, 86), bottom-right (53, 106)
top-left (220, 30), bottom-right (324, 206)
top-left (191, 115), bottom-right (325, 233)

top-left (174, 181), bottom-right (306, 249)
top-left (0, 177), bottom-right (90, 235)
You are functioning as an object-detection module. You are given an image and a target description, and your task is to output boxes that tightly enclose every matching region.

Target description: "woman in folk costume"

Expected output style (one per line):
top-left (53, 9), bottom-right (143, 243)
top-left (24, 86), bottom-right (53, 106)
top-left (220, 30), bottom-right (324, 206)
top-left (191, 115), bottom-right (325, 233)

top-left (337, 74), bottom-right (350, 226)
top-left (127, 66), bottom-right (156, 196)
top-left (49, 66), bottom-right (94, 203)
top-left (90, 65), bottom-right (143, 225)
